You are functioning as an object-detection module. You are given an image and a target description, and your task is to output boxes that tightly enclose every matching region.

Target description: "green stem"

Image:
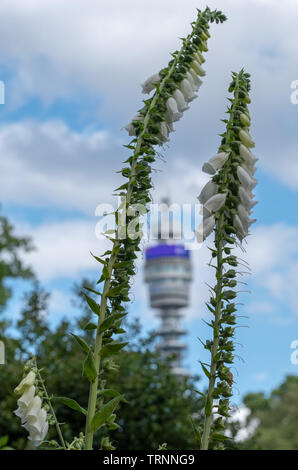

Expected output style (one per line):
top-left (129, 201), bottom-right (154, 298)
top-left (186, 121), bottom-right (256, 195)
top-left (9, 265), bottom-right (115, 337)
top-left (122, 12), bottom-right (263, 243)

top-left (84, 12), bottom-right (205, 451)
top-left (200, 213), bottom-right (224, 450)
top-left (35, 362), bottom-right (66, 450)
top-left (200, 74), bottom-right (241, 450)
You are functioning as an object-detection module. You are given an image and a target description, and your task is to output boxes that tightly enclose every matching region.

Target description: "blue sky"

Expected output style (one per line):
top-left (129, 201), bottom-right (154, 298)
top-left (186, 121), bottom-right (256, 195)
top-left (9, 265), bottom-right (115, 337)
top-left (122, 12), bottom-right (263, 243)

top-left (1, 0), bottom-right (298, 405)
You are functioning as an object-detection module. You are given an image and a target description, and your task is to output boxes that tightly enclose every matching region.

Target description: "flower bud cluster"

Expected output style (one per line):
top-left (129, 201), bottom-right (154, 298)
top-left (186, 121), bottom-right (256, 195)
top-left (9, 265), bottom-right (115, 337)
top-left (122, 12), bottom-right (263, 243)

top-left (124, 7), bottom-right (226, 145)
top-left (196, 70), bottom-right (257, 243)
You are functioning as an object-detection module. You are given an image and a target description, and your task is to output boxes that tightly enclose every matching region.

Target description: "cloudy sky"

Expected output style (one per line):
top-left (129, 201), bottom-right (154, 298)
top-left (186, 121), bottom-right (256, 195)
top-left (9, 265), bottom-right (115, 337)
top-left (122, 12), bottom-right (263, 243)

top-left (1, 0), bottom-right (298, 403)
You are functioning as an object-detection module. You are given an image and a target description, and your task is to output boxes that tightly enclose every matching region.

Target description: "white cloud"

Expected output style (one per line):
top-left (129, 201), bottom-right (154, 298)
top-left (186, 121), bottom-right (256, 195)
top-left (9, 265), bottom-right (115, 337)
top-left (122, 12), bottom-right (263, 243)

top-left (245, 224), bottom-right (298, 274)
top-left (0, 120), bottom-right (124, 213)
top-left (244, 223), bottom-right (298, 321)
top-left (20, 218), bottom-right (110, 281)
top-left (0, 0), bottom-right (297, 191)
top-left (245, 300), bottom-right (276, 316)
top-left (230, 405), bottom-right (259, 442)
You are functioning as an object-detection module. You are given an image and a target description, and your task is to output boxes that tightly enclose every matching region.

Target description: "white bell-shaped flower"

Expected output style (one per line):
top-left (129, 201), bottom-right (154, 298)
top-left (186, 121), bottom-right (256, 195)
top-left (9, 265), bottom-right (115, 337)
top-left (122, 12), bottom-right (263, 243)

top-left (238, 203), bottom-right (250, 226)
top-left (204, 192), bottom-right (227, 213)
top-left (141, 73), bottom-right (160, 94)
top-left (173, 89), bottom-right (189, 112)
top-left (239, 129), bottom-right (255, 148)
top-left (14, 372), bottom-right (49, 447)
top-left (27, 396), bottom-right (42, 421)
top-left (237, 203), bottom-right (256, 232)
top-left (193, 51), bottom-right (203, 64)
top-left (237, 165), bottom-right (255, 189)
top-left (198, 181), bottom-right (218, 204)
top-left (188, 68), bottom-right (203, 88)
top-left (242, 163), bottom-right (257, 176)
top-left (239, 186), bottom-right (257, 210)
top-left (14, 371), bottom-right (36, 395)
top-left (180, 79), bottom-right (197, 102)
top-left (191, 60), bottom-right (206, 76)
top-left (17, 385), bottom-right (35, 409)
top-left (239, 144), bottom-right (258, 166)
top-left (240, 113), bottom-right (250, 127)
top-left (202, 152), bottom-right (229, 175)
top-left (234, 214), bottom-right (248, 240)
top-left (25, 409), bottom-right (49, 447)
top-left (14, 406), bottom-right (28, 424)
top-left (195, 214), bottom-right (216, 242)
top-left (124, 114), bottom-right (143, 136)
top-left (185, 71), bottom-right (198, 91)
top-left (166, 97), bottom-right (182, 122)
top-left (159, 121), bottom-right (169, 143)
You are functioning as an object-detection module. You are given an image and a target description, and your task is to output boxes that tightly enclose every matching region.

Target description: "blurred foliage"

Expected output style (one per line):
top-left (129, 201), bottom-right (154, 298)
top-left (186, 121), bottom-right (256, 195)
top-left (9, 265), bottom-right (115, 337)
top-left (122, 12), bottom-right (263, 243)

top-left (0, 212), bottom-right (33, 312)
top-left (0, 280), bottom-right (204, 450)
top-left (1, 214), bottom-right (298, 450)
top-left (0, 435), bottom-right (13, 450)
top-left (239, 375), bottom-right (298, 450)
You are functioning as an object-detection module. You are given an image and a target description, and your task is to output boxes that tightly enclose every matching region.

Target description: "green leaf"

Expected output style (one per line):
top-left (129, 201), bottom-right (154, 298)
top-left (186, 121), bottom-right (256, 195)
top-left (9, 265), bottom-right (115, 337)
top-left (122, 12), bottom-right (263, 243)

top-left (98, 389), bottom-right (122, 398)
top-left (53, 397), bottom-right (87, 415)
top-left (98, 314), bottom-right (119, 334)
top-left (84, 294), bottom-right (101, 315)
top-left (107, 286), bottom-right (123, 298)
top-left (84, 286), bottom-right (102, 296)
top-left (100, 342), bottom-right (128, 358)
top-left (200, 362), bottom-right (211, 379)
top-left (102, 265), bottom-right (110, 279)
top-left (90, 396), bottom-right (123, 432)
top-left (90, 252), bottom-right (106, 264)
top-left (214, 352), bottom-right (221, 362)
top-left (194, 390), bottom-right (205, 398)
top-left (212, 433), bottom-right (228, 441)
top-left (71, 334), bottom-right (90, 354)
top-left (83, 322), bottom-right (97, 331)
top-left (83, 352), bottom-right (97, 383)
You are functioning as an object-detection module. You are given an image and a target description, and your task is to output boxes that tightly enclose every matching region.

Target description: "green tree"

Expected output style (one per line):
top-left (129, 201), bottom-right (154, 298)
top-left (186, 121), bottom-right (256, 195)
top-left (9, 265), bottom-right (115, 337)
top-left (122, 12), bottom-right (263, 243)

top-left (1, 281), bottom-right (204, 450)
top-left (240, 376), bottom-right (298, 450)
top-left (0, 212), bottom-right (33, 311)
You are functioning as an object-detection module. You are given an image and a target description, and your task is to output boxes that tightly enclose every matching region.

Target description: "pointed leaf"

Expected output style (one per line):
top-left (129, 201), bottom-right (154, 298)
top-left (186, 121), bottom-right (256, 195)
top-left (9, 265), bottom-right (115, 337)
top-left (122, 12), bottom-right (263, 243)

top-left (90, 396), bottom-right (122, 432)
top-left (71, 334), bottom-right (90, 354)
top-left (83, 322), bottom-right (97, 331)
top-left (212, 433), bottom-right (228, 442)
top-left (98, 314), bottom-right (119, 334)
top-left (200, 362), bottom-right (211, 379)
top-left (53, 397), bottom-right (87, 415)
top-left (97, 389), bottom-right (121, 398)
top-left (84, 294), bottom-right (101, 315)
top-left (84, 286), bottom-right (102, 296)
top-left (83, 352), bottom-right (97, 383)
top-left (90, 252), bottom-right (106, 264)
top-left (100, 342), bottom-right (128, 358)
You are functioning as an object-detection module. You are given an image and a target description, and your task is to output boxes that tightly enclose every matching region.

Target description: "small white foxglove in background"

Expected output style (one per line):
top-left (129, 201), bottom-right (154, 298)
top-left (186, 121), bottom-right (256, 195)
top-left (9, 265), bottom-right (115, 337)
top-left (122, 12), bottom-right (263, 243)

top-left (14, 371), bottom-right (48, 447)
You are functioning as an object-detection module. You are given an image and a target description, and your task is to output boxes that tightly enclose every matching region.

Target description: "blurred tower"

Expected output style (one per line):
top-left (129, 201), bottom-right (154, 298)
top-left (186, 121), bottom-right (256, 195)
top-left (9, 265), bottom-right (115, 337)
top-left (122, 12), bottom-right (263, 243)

top-left (144, 200), bottom-right (192, 376)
